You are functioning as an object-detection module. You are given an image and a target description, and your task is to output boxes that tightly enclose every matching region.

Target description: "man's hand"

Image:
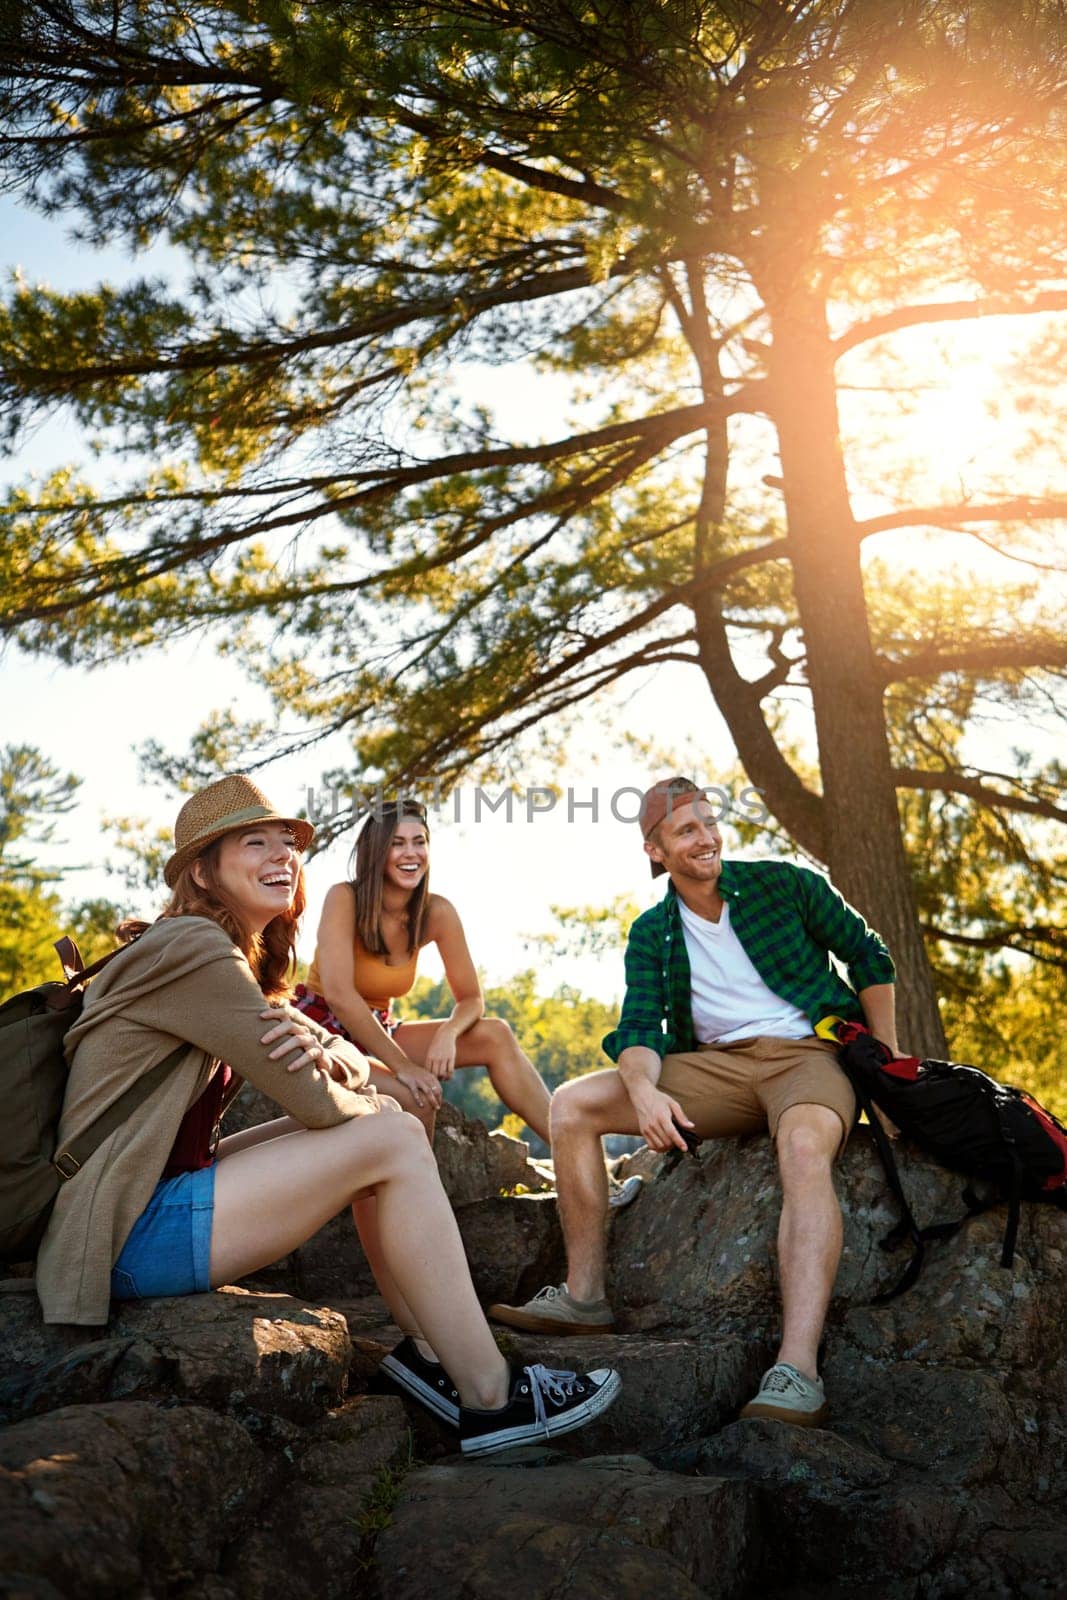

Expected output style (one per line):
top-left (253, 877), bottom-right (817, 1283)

top-left (630, 1085), bottom-right (697, 1153)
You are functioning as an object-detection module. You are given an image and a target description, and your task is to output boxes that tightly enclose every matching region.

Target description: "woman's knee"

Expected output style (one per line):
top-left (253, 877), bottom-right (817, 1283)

top-left (478, 1016), bottom-right (517, 1062)
top-left (371, 1108), bottom-right (437, 1171)
top-left (373, 1074), bottom-right (434, 1132)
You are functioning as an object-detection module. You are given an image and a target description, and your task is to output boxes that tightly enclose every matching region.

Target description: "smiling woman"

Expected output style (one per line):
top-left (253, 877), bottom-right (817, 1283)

top-left (33, 773), bottom-right (619, 1454)
top-left (294, 800), bottom-right (553, 1143)
top-left (201, 822), bottom-right (305, 934)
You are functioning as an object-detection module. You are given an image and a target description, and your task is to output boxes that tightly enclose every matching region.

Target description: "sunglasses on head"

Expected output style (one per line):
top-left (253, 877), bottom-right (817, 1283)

top-left (374, 800), bottom-right (428, 821)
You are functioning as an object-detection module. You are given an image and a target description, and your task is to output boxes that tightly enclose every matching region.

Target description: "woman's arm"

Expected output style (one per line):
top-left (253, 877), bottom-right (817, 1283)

top-left (314, 883), bottom-right (443, 1106)
top-left (258, 1005), bottom-right (371, 1088)
top-left (126, 926), bottom-right (377, 1129)
top-left (420, 897), bottom-right (484, 1079)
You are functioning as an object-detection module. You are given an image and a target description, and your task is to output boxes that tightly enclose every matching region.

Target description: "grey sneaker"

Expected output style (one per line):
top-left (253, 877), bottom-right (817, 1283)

top-left (608, 1173), bottom-right (644, 1210)
top-left (740, 1362), bottom-right (828, 1427)
top-left (487, 1283), bottom-right (615, 1335)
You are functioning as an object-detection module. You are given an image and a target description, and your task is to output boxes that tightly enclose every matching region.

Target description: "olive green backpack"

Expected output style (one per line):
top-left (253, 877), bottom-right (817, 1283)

top-left (0, 937), bottom-right (184, 1262)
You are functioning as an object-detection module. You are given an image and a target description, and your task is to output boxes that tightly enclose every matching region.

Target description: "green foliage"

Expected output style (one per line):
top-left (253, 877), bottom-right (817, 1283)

top-left (0, 877), bottom-right (67, 992)
top-left (354, 1447), bottom-right (417, 1540)
top-left (0, 744), bottom-right (79, 881)
top-left (940, 956), bottom-right (1067, 1118)
top-left (403, 969), bottom-right (616, 1139)
top-left (0, 746), bottom-right (124, 989)
top-left (527, 896), bottom-right (644, 961)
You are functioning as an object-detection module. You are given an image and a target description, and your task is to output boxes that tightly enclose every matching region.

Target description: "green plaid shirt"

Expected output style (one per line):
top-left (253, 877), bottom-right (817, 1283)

top-left (602, 859), bottom-right (895, 1062)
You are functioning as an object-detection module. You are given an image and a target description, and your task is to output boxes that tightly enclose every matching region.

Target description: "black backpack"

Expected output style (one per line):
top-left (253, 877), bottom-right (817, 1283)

top-left (833, 1021), bottom-right (1067, 1300)
top-left (0, 937), bottom-right (184, 1263)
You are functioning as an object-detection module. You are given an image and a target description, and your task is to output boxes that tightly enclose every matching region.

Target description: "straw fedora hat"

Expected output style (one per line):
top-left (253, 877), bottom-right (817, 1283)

top-left (164, 774), bottom-right (315, 887)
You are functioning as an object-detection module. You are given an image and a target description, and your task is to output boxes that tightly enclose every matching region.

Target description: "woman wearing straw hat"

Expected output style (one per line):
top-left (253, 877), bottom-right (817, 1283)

top-left (34, 775), bottom-right (619, 1456)
top-left (295, 799), bottom-right (552, 1144)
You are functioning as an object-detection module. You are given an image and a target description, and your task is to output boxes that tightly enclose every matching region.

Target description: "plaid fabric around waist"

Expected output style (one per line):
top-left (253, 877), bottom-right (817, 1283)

top-left (293, 984), bottom-right (398, 1037)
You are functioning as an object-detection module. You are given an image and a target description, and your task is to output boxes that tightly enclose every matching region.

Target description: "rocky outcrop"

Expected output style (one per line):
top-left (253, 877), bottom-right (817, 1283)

top-left (1, 1400), bottom-right (267, 1598)
top-left (2, 1111), bottom-right (1066, 1598)
top-left (0, 1281), bottom-right (352, 1426)
top-left (375, 1454), bottom-right (757, 1599)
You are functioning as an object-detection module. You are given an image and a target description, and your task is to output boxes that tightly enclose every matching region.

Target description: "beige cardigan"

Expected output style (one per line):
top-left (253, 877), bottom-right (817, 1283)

top-left (37, 916), bottom-right (372, 1325)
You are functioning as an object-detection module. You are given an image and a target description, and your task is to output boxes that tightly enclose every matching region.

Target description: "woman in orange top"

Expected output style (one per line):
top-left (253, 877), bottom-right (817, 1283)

top-left (296, 801), bottom-right (552, 1143)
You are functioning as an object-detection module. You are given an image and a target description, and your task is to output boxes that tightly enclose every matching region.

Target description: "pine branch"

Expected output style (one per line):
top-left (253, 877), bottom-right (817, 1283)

top-left (835, 291), bottom-right (1067, 358)
top-left (879, 642), bottom-right (1067, 684)
top-left (892, 769), bottom-right (1067, 825)
top-left (856, 498), bottom-right (1067, 539)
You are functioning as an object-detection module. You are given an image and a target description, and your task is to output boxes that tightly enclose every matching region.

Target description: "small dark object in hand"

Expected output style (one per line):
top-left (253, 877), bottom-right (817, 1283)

top-left (672, 1118), bottom-right (703, 1157)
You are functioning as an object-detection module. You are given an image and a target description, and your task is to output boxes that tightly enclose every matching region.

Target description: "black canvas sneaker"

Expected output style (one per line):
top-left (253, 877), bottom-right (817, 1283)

top-left (380, 1337), bottom-right (461, 1425)
top-left (459, 1362), bottom-right (621, 1457)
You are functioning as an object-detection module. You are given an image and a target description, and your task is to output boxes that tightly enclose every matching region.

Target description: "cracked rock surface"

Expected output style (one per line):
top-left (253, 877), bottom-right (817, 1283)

top-left (2, 1111), bottom-right (1065, 1597)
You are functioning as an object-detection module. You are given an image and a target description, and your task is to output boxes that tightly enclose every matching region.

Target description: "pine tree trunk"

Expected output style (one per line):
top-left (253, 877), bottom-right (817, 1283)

top-left (767, 293), bottom-right (946, 1057)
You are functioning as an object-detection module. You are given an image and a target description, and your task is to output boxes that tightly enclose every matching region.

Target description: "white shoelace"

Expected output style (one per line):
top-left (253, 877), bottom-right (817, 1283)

top-left (523, 1363), bottom-right (581, 1436)
top-left (761, 1363), bottom-right (812, 1396)
top-left (529, 1285), bottom-right (564, 1304)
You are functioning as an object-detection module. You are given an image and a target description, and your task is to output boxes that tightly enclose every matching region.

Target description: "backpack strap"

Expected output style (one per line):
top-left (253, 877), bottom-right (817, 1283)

top-left (52, 1043), bottom-right (190, 1181)
top-left (65, 941), bottom-right (141, 988)
top-left (54, 937), bottom-right (84, 980)
top-left (1000, 1153), bottom-right (1023, 1269)
top-left (985, 1091), bottom-right (1028, 1269)
top-left (845, 1066), bottom-right (926, 1301)
top-left (46, 936), bottom-right (145, 1012)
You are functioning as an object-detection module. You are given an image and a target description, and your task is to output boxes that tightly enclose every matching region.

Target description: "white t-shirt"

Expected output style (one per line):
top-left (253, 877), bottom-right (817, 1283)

top-left (678, 897), bottom-right (813, 1045)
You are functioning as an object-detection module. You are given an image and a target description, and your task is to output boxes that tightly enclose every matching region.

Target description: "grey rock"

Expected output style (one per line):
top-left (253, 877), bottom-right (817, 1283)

top-left (374, 1457), bottom-right (756, 1600)
top-left (5, 1115), bottom-right (1066, 1598)
top-left (228, 1394), bottom-right (413, 1600)
top-left (0, 1401), bottom-right (265, 1598)
top-left (496, 1330), bottom-right (764, 1460)
top-left (230, 1093), bottom-right (556, 1303)
top-left (0, 1280), bottom-right (351, 1424)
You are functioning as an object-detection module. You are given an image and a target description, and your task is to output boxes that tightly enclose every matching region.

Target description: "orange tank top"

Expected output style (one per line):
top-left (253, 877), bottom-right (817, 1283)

top-left (306, 928), bottom-right (419, 1014)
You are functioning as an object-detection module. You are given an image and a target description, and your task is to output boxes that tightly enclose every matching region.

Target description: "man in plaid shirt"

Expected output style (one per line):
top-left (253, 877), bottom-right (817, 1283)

top-left (491, 777), bottom-right (899, 1426)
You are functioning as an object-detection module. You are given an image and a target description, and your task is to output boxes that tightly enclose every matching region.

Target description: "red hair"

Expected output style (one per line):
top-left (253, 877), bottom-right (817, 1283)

top-left (118, 837), bottom-right (305, 1001)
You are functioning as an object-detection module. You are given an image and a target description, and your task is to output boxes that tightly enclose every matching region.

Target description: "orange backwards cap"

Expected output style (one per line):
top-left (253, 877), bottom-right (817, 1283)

top-left (639, 777), bottom-right (705, 878)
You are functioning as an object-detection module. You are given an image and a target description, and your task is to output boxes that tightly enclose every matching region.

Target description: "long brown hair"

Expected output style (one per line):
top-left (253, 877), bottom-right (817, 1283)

top-left (351, 801), bottom-right (429, 956)
top-left (118, 837), bottom-right (306, 1001)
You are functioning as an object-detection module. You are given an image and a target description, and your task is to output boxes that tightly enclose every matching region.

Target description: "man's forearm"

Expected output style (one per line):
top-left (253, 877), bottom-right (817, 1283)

top-left (857, 983), bottom-right (899, 1054)
top-left (616, 1045), bottom-right (664, 1109)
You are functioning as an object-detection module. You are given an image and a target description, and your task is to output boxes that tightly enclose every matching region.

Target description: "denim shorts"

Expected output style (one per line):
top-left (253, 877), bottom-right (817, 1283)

top-left (110, 1164), bottom-right (216, 1300)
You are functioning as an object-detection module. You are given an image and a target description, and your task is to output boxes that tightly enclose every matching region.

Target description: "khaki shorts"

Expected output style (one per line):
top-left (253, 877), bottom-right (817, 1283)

top-left (657, 1035), bottom-right (855, 1155)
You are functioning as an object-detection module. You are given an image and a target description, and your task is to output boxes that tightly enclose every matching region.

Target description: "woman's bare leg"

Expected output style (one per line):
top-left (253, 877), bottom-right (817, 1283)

top-left (209, 1110), bottom-right (508, 1408)
top-left (352, 1193), bottom-right (429, 1351)
top-left (219, 1118), bottom-right (431, 1352)
top-left (395, 1017), bottom-right (552, 1144)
